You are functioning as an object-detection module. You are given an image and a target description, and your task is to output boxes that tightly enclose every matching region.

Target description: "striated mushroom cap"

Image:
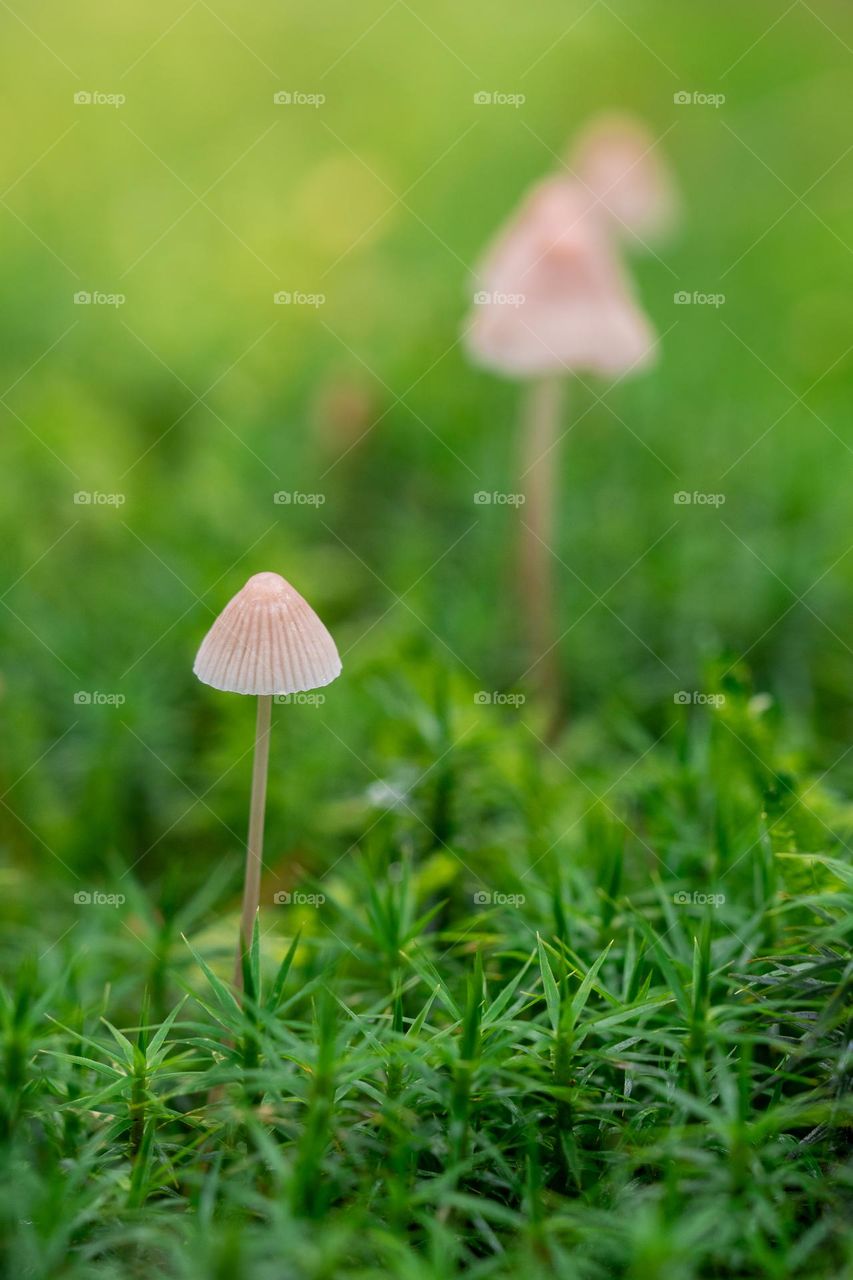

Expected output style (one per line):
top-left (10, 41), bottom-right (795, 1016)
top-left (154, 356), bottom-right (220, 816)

top-left (572, 112), bottom-right (679, 244)
top-left (193, 571), bottom-right (341, 695)
top-left (464, 176), bottom-right (657, 379)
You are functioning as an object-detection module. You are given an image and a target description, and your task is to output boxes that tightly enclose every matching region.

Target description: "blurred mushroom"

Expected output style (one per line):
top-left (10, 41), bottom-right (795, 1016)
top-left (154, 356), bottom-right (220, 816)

top-left (464, 177), bottom-right (657, 723)
top-left (193, 571), bottom-right (341, 988)
top-left (468, 177), bottom-right (656, 376)
top-left (312, 374), bottom-right (377, 462)
top-left (571, 112), bottom-right (679, 246)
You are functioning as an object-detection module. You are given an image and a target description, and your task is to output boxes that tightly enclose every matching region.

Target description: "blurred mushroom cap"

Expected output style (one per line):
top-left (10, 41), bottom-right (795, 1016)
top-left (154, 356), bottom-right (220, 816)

top-left (464, 177), bottom-right (657, 379)
top-left (193, 571), bottom-right (342, 695)
top-left (572, 113), bottom-right (679, 244)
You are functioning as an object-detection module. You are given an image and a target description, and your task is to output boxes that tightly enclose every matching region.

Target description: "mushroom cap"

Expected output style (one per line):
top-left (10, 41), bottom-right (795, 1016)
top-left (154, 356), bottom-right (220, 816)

top-left (193, 571), bottom-right (342, 696)
top-left (572, 113), bottom-right (679, 244)
top-left (464, 177), bottom-right (657, 379)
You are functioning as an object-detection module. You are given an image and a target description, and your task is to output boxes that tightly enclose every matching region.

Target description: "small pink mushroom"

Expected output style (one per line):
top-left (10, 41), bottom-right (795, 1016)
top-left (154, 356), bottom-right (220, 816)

top-left (194, 571), bottom-right (341, 988)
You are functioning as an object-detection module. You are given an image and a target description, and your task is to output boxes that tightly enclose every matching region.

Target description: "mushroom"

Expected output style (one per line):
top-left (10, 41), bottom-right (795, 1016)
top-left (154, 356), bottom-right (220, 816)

top-left (193, 571), bottom-right (341, 987)
top-left (464, 176), bottom-right (657, 723)
top-left (571, 112), bottom-right (679, 247)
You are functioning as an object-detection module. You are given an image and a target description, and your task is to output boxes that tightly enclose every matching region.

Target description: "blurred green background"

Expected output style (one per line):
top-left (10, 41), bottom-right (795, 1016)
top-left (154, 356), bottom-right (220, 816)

top-left (1, 0), bottom-right (852, 917)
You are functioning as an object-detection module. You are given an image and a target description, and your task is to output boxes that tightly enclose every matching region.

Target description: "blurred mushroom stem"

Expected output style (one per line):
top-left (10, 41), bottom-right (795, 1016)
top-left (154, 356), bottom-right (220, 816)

top-left (519, 376), bottom-right (566, 727)
top-left (234, 693), bottom-right (272, 989)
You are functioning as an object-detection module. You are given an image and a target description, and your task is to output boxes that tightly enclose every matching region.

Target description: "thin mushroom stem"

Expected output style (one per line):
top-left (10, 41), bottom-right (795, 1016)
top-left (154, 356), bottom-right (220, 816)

top-left (519, 375), bottom-right (566, 726)
top-left (234, 693), bottom-right (273, 990)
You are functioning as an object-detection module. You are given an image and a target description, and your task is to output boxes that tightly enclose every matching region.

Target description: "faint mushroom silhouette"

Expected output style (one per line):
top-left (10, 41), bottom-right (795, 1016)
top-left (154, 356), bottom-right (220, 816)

top-left (464, 175), bottom-right (657, 726)
top-left (571, 112), bottom-right (679, 246)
